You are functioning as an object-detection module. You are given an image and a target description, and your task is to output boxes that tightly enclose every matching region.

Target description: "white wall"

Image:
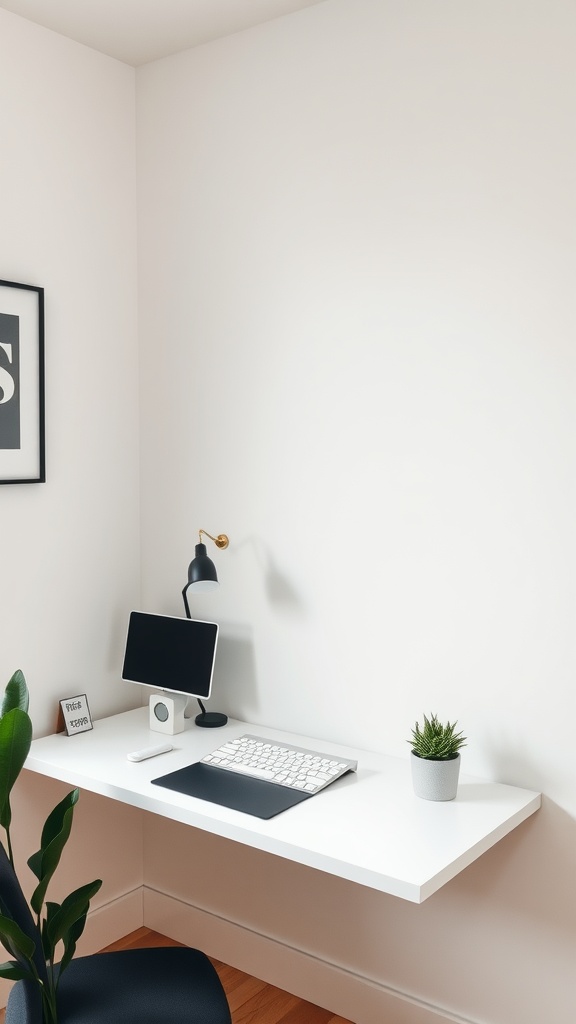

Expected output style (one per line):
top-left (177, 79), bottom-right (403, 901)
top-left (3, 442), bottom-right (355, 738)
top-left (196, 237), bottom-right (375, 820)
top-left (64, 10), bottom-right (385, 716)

top-left (1, 2), bottom-right (574, 1021)
top-left (137, 2), bottom-right (576, 1022)
top-left (0, 9), bottom-right (141, 729)
top-left (0, 7), bottom-right (144, 993)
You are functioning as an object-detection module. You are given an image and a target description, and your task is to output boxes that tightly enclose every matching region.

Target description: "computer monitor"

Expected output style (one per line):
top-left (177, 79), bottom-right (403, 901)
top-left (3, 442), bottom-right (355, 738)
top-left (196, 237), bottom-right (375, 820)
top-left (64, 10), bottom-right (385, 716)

top-left (122, 611), bottom-right (223, 730)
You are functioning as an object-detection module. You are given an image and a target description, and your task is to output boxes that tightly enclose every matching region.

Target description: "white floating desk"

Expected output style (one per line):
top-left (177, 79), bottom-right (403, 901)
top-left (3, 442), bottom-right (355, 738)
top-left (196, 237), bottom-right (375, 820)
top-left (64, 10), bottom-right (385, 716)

top-left (25, 707), bottom-right (540, 903)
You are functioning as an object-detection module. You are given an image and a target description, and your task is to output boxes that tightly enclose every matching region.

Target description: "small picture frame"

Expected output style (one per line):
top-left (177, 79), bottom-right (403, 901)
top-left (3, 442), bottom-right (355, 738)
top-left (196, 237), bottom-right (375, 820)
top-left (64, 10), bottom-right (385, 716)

top-left (59, 694), bottom-right (93, 736)
top-left (0, 279), bottom-right (45, 484)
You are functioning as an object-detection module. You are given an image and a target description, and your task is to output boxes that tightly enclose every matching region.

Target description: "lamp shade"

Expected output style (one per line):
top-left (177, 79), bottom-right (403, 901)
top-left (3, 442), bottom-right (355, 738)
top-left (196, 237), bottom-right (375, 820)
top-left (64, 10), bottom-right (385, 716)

top-left (187, 543), bottom-right (219, 591)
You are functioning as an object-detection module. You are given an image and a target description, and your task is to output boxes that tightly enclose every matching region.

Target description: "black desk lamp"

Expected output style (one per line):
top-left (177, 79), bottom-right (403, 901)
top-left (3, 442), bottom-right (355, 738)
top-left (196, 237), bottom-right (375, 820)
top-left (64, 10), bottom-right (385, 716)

top-left (182, 529), bottom-right (229, 728)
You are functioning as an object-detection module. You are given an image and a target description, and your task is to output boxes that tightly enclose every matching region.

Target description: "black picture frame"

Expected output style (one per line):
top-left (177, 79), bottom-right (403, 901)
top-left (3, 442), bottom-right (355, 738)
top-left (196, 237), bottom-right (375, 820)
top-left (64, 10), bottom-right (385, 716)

top-left (0, 279), bottom-right (45, 484)
top-left (59, 694), bottom-right (93, 736)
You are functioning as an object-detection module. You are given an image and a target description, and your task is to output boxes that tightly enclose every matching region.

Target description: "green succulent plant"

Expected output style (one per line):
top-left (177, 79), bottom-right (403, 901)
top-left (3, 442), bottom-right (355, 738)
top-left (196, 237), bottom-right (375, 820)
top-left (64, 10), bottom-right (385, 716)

top-left (409, 713), bottom-right (466, 761)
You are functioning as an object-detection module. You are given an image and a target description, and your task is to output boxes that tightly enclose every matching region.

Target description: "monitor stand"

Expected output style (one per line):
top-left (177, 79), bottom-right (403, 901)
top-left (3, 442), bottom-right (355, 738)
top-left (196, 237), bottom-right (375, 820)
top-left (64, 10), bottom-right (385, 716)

top-left (149, 694), bottom-right (187, 734)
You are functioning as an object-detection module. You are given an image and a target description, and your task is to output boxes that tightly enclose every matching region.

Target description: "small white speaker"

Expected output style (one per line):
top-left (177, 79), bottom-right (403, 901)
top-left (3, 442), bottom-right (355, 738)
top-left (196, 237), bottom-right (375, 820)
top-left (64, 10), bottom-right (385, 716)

top-left (149, 694), bottom-right (187, 735)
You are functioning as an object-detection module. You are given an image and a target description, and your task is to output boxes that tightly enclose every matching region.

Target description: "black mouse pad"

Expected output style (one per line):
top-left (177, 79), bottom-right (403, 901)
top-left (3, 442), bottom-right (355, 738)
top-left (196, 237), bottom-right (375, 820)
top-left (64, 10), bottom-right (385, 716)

top-left (151, 761), bottom-right (313, 819)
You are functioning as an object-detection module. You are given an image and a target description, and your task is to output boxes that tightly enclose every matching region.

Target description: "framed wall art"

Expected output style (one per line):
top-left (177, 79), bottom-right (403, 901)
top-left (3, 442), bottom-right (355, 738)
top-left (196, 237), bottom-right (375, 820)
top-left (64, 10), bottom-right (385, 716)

top-left (0, 279), bottom-right (45, 484)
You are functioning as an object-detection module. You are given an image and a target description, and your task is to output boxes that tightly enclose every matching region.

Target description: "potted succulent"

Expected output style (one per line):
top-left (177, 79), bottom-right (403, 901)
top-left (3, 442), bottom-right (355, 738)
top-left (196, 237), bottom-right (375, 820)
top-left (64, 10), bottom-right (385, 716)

top-left (408, 713), bottom-right (467, 801)
top-left (0, 669), bottom-right (102, 1024)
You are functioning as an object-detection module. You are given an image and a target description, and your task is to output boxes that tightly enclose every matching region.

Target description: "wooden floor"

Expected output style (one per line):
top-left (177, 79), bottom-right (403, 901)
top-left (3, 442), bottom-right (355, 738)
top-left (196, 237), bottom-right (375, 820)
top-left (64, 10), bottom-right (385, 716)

top-left (0, 928), bottom-right (355, 1024)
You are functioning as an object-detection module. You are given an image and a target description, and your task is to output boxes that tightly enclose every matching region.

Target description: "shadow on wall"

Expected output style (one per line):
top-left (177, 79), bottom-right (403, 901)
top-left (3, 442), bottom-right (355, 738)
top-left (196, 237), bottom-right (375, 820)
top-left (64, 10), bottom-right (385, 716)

top-left (395, 798), bottom-right (576, 1021)
top-left (141, 797), bottom-right (574, 1022)
top-left (264, 556), bottom-right (303, 615)
top-left (209, 625), bottom-right (259, 721)
top-left (451, 795), bottom-right (576, 941)
top-left (233, 535), bottom-right (305, 616)
top-left (480, 732), bottom-right (557, 795)
top-left (207, 538), bottom-right (305, 721)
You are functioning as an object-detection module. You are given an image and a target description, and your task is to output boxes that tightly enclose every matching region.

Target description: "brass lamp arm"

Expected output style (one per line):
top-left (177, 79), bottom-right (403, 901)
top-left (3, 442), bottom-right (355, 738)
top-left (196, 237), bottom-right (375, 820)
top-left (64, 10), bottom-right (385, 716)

top-left (199, 530), bottom-right (229, 550)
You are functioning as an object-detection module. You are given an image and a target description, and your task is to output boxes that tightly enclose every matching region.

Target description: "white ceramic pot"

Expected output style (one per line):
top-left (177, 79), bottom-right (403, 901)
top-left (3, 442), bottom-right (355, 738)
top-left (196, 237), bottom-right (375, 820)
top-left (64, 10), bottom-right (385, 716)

top-left (411, 751), bottom-right (461, 801)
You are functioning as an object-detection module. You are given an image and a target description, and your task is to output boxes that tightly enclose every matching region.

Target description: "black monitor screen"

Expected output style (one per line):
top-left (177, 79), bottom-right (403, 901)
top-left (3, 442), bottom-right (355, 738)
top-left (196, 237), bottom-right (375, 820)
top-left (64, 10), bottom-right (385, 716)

top-left (122, 611), bottom-right (219, 700)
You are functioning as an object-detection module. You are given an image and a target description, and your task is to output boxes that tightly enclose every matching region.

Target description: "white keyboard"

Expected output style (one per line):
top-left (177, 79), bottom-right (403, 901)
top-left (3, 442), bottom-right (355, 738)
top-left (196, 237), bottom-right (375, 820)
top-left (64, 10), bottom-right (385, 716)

top-left (201, 734), bottom-right (357, 794)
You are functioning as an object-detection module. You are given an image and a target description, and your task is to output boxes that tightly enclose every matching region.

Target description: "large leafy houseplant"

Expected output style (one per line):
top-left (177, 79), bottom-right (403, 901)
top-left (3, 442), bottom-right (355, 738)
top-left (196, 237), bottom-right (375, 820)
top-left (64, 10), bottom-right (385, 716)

top-left (0, 670), bottom-right (101, 1024)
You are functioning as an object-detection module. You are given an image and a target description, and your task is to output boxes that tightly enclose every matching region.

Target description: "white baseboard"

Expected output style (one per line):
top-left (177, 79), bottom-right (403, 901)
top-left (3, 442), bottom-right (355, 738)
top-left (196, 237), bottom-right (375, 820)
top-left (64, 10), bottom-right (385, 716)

top-left (79, 886), bottom-right (144, 955)
top-left (1, 885), bottom-right (479, 1024)
top-left (142, 887), bottom-right (478, 1024)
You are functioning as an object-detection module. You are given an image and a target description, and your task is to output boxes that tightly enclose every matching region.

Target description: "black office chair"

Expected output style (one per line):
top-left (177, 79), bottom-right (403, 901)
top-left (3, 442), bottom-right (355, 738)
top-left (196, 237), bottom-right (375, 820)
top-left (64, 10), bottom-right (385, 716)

top-left (0, 844), bottom-right (231, 1024)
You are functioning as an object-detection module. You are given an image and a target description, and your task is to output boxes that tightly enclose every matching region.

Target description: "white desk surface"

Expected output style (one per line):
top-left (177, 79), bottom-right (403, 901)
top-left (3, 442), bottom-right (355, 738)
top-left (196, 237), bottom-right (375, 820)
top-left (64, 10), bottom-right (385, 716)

top-left (25, 707), bottom-right (541, 903)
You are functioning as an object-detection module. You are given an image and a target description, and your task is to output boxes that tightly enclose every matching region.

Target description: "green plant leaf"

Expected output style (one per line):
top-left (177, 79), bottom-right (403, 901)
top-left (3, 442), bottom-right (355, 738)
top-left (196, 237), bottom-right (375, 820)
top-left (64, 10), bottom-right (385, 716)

top-left (0, 674), bottom-right (102, 1009)
top-left (58, 914), bottom-right (87, 976)
top-left (45, 880), bottom-right (102, 954)
top-left (56, 880), bottom-right (102, 974)
top-left (0, 667), bottom-right (29, 716)
top-left (0, 960), bottom-right (35, 981)
top-left (1, 671), bottom-right (29, 716)
top-left (0, 709), bottom-right (33, 831)
top-left (28, 790), bottom-right (79, 914)
top-left (0, 914), bottom-right (36, 963)
top-left (40, 901), bottom-right (60, 960)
